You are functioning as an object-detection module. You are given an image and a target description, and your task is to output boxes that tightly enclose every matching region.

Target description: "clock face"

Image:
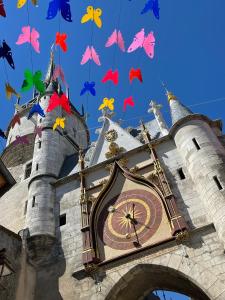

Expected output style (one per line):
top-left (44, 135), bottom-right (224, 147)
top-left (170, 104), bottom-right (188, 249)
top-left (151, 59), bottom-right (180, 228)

top-left (98, 189), bottom-right (163, 250)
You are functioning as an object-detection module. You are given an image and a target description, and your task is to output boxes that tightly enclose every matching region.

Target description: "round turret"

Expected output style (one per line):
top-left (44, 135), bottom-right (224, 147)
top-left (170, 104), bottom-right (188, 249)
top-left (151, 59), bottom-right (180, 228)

top-left (169, 94), bottom-right (225, 247)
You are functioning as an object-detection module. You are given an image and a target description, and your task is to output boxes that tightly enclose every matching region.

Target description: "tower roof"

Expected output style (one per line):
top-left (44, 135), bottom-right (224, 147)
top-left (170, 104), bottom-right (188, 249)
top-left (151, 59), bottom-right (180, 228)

top-left (45, 50), bottom-right (55, 83)
top-left (167, 91), bottom-right (193, 125)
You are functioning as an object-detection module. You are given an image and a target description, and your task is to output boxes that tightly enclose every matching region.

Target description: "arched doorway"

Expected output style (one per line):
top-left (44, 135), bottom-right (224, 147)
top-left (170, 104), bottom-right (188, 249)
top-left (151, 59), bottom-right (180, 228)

top-left (105, 264), bottom-right (211, 300)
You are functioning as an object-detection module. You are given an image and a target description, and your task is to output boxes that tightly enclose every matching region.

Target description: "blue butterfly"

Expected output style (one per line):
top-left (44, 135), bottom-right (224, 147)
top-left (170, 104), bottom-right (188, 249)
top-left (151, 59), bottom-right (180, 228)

top-left (141, 0), bottom-right (160, 19)
top-left (80, 82), bottom-right (96, 96)
top-left (27, 103), bottom-right (45, 120)
top-left (0, 129), bottom-right (6, 139)
top-left (46, 0), bottom-right (72, 22)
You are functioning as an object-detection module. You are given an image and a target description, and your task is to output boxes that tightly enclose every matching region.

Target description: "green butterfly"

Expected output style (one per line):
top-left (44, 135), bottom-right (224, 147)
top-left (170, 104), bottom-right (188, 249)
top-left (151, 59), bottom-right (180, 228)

top-left (21, 69), bottom-right (46, 94)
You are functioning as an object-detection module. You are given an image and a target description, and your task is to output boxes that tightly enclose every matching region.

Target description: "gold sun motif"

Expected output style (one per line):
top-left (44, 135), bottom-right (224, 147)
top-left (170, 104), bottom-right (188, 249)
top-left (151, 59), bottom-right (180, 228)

top-left (116, 206), bottom-right (142, 230)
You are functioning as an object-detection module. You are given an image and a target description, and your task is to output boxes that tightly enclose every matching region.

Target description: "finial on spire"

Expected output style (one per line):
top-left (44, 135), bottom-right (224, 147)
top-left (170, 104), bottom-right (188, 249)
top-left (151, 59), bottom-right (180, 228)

top-left (98, 108), bottom-right (114, 122)
top-left (160, 80), bottom-right (178, 102)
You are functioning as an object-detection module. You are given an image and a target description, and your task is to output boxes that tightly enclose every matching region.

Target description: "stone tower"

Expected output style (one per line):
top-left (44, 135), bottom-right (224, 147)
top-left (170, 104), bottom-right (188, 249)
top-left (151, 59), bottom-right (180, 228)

top-left (168, 91), bottom-right (225, 246)
top-left (2, 74), bottom-right (225, 300)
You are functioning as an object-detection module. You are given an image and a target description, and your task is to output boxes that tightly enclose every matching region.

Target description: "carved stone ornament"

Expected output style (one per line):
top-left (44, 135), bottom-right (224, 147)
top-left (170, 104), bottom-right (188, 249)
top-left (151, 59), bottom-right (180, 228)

top-left (105, 142), bottom-right (126, 159)
top-left (175, 230), bottom-right (189, 243)
top-left (130, 165), bottom-right (139, 174)
top-left (104, 129), bottom-right (118, 142)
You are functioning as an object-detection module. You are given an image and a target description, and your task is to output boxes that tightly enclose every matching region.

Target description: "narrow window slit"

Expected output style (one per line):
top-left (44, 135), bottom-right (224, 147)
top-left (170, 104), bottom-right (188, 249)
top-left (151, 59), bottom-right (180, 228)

top-left (213, 176), bottom-right (223, 190)
top-left (59, 214), bottom-right (66, 226)
top-left (32, 196), bottom-right (36, 207)
top-left (192, 138), bottom-right (200, 150)
top-left (177, 168), bottom-right (185, 180)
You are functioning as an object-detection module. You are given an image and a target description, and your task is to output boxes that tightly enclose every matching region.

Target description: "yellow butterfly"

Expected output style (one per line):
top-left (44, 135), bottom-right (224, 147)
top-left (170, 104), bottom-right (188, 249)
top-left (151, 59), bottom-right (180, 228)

top-left (98, 98), bottom-right (114, 111)
top-left (5, 83), bottom-right (20, 100)
top-left (53, 117), bottom-right (65, 131)
top-left (81, 6), bottom-right (102, 29)
top-left (17, 0), bottom-right (38, 9)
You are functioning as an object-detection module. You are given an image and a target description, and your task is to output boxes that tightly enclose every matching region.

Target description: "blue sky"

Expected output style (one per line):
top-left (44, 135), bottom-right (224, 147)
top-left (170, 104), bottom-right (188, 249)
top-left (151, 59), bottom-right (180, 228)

top-left (0, 0), bottom-right (225, 154)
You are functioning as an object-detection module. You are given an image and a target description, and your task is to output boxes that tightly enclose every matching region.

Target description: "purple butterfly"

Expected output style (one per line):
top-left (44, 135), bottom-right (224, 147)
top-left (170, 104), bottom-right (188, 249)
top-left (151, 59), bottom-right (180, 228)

top-left (28, 103), bottom-right (45, 119)
top-left (80, 81), bottom-right (96, 96)
top-left (14, 135), bottom-right (29, 146)
top-left (0, 40), bottom-right (15, 69)
top-left (34, 125), bottom-right (43, 138)
top-left (46, 0), bottom-right (72, 22)
top-left (0, 128), bottom-right (6, 139)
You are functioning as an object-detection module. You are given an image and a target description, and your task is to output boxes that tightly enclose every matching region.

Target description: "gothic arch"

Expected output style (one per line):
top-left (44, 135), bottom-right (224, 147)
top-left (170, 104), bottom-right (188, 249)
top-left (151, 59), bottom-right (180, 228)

top-left (98, 252), bottom-right (225, 300)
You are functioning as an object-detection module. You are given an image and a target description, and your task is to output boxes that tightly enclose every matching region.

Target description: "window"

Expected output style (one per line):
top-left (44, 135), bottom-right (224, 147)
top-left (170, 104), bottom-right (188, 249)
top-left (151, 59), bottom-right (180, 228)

top-left (213, 176), bottom-right (223, 190)
top-left (38, 140), bottom-right (41, 149)
top-left (192, 138), bottom-right (200, 150)
top-left (36, 164), bottom-right (39, 171)
top-left (32, 196), bottom-right (36, 207)
top-left (24, 201), bottom-right (28, 215)
top-left (59, 214), bottom-right (66, 226)
top-left (73, 128), bottom-right (77, 137)
top-left (25, 162), bottom-right (32, 179)
top-left (177, 168), bottom-right (185, 180)
top-left (39, 118), bottom-right (42, 123)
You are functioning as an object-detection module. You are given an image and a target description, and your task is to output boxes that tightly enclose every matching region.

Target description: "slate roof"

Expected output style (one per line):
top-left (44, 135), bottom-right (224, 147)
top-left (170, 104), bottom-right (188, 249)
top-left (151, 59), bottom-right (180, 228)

top-left (169, 98), bottom-right (193, 125)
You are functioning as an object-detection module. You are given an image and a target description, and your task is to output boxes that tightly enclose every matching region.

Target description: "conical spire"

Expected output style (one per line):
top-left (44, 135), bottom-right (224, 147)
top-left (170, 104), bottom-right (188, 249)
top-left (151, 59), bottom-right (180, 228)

top-left (166, 90), bottom-right (193, 125)
top-left (45, 49), bottom-right (55, 83)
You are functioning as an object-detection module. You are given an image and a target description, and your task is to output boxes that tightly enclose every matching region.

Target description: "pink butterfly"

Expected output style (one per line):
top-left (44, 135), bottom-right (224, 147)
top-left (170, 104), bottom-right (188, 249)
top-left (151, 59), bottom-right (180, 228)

top-left (127, 28), bottom-right (155, 59)
top-left (105, 29), bottom-right (125, 52)
top-left (80, 46), bottom-right (101, 66)
top-left (53, 65), bottom-right (68, 87)
top-left (16, 26), bottom-right (40, 53)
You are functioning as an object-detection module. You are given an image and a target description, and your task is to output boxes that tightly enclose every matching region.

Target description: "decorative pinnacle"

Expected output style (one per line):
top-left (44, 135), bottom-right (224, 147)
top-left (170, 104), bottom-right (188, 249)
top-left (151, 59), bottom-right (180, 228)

top-left (166, 91), bottom-right (178, 102)
top-left (160, 81), bottom-right (178, 102)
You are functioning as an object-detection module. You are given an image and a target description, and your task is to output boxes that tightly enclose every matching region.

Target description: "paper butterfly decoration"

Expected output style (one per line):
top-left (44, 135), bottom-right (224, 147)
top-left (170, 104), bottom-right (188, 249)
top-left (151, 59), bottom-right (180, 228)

top-left (14, 135), bottom-right (29, 146)
top-left (80, 82), bottom-right (96, 96)
top-left (141, 0), bottom-right (160, 19)
top-left (53, 117), bottom-right (65, 130)
top-left (127, 29), bottom-right (155, 59)
top-left (28, 103), bottom-right (45, 119)
top-left (98, 98), bottom-right (114, 111)
top-left (16, 26), bottom-right (40, 53)
top-left (34, 125), bottom-right (42, 138)
top-left (129, 68), bottom-right (143, 83)
top-left (5, 83), bottom-right (20, 100)
top-left (55, 32), bottom-right (67, 52)
top-left (53, 65), bottom-right (67, 86)
top-left (105, 30), bottom-right (125, 52)
top-left (21, 70), bottom-right (45, 94)
top-left (123, 96), bottom-right (135, 111)
top-left (46, 92), bottom-right (71, 114)
top-left (0, 129), bottom-right (6, 139)
top-left (46, 0), bottom-right (72, 22)
top-left (0, 0), bottom-right (6, 17)
top-left (102, 70), bottom-right (119, 85)
top-left (11, 114), bottom-right (21, 128)
top-left (81, 6), bottom-right (102, 29)
top-left (0, 40), bottom-right (15, 69)
top-left (81, 46), bottom-right (101, 66)
top-left (17, 0), bottom-right (37, 9)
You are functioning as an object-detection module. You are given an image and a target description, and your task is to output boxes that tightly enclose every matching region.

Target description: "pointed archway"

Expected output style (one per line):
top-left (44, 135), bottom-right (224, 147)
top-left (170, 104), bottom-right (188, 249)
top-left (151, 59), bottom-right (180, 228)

top-left (105, 264), bottom-right (211, 300)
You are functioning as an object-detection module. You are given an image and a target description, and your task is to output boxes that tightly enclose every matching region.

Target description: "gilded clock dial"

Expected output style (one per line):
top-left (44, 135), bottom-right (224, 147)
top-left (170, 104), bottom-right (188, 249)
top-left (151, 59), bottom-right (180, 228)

top-left (98, 189), bottom-right (163, 250)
